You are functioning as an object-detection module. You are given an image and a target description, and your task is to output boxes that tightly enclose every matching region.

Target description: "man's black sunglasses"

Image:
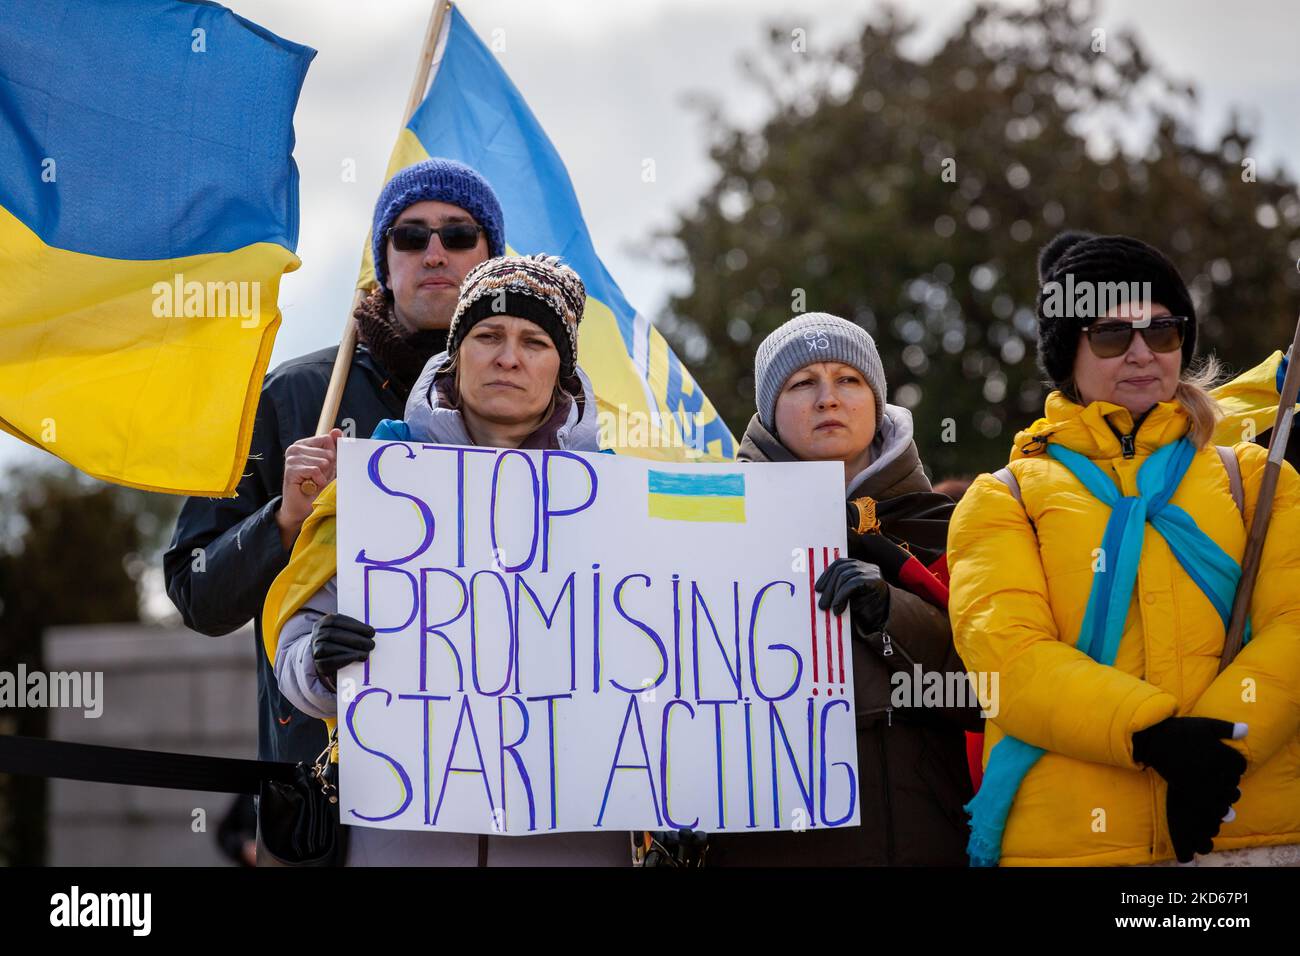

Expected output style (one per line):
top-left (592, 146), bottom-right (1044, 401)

top-left (387, 221), bottom-right (484, 252)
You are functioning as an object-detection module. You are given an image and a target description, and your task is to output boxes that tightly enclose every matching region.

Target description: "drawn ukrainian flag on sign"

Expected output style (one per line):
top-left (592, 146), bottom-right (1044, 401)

top-left (647, 471), bottom-right (746, 523)
top-left (0, 0), bottom-right (314, 495)
top-left (359, 5), bottom-right (736, 461)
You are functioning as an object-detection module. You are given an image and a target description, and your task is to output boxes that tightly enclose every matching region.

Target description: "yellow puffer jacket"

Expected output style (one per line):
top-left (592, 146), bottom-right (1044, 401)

top-left (948, 392), bottom-right (1300, 866)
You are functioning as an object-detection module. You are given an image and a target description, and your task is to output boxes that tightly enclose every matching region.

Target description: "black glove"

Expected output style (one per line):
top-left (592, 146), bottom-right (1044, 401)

top-left (1133, 716), bottom-right (1247, 862)
top-left (1131, 716), bottom-right (1247, 789)
top-left (814, 557), bottom-right (891, 634)
top-left (1166, 782), bottom-right (1241, 863)
top-left (311, 613), bottom-right (376, 690)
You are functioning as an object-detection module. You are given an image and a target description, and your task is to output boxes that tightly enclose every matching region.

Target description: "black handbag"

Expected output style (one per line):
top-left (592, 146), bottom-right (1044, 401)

top-left (631, 829), bottom-right (710, 867)
top-left (258, 730), bottom-right (348, 866)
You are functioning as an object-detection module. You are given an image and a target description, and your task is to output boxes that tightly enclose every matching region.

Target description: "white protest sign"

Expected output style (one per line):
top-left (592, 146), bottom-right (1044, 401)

top-left (334, 438), bottom-right (858, 835)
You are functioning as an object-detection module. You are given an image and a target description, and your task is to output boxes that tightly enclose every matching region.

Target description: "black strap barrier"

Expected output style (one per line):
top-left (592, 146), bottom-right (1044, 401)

top-left (0, 735), bottom-right (295, 795)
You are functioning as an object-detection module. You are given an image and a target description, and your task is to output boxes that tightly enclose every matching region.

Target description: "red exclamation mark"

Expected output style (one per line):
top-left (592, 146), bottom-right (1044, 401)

top-left (834, 547), bottom-right (845, 687)
top-left (807, 547), bottom-right (818, 694)
top-left (822, 547), bottom-right (833, 694)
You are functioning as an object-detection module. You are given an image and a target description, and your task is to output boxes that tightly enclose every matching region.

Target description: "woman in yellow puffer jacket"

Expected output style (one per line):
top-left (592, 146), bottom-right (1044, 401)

top-left (948, 230), bottom-right (1300, 867)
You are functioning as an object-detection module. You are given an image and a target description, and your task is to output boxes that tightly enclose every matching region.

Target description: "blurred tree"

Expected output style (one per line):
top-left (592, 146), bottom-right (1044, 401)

top-left (659, 0), bottom-right (1300, 478)
top-left (0, 461), bottom-right (179, 865)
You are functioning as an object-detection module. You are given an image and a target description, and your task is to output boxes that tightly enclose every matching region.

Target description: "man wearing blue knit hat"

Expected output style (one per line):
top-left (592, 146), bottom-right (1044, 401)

top-left (368, 157), bottom-right (505, 337)
top-left (164, 159), bottom-right (505, 784)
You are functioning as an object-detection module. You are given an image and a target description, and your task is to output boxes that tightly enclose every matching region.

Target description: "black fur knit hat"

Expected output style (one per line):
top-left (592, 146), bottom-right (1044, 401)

top-left (1035, 230), bottom-right (1197, 390)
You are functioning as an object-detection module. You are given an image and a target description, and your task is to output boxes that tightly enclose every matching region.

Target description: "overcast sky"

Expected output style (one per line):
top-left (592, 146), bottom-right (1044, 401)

top-left (5, 0), bottom-right (1298, 475)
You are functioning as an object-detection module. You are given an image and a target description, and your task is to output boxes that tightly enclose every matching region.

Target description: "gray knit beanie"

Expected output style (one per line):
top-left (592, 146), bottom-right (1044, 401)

top-left (753, 312), bottom-right (887, 430)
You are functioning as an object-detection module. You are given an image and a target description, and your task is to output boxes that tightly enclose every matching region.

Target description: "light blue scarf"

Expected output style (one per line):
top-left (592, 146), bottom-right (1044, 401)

top-left (966, 436), bottom-right (1251, 866)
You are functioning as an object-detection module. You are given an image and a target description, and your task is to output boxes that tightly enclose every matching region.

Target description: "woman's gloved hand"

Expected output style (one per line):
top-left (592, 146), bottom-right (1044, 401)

top-left (310, 613), bottom-right (376, 691)
top-left (814, 557), bottom-right (891, 634)
top-left (1131, 716), bottom-right (1248, 787)
top-left (1132, 716), bottom-right (1248, 862)
top-left (1165, 782), bottom-right (1241, 863)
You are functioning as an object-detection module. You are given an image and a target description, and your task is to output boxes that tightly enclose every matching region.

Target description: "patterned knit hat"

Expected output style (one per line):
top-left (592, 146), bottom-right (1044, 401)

top-left (448, 255), bottom-right (586, 377)
top-left (371, 158), bottom-right (505, 292)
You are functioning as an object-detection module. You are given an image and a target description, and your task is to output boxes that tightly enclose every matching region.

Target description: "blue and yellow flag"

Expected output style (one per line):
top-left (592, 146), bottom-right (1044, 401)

top-left (0, 0), bottom-right (314, 495)
top-left (359, 5), bottom-right (736, 461)
top-left (1212, 350), bottom-right (1293, 446)
top-left (647, 470), bottom-right (746, 523)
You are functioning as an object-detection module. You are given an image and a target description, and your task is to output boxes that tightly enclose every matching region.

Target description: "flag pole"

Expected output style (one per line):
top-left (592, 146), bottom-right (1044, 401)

top-left (1218, 317), bottom-right (1300, 671)
top-left (301, 0), bottom-right (452, 494)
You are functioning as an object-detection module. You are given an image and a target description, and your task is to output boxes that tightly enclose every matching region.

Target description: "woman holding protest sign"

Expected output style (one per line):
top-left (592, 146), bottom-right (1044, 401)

top-left (705, 312), bottom-right (983, 867)
top-left (262, 254), bottom-right (627, 866)
top-left (948, 230), bottom-right (1300, 866)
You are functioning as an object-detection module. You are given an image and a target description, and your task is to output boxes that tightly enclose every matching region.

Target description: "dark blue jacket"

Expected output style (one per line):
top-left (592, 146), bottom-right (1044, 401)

top-left (163, 345), bottom-right (405, 764)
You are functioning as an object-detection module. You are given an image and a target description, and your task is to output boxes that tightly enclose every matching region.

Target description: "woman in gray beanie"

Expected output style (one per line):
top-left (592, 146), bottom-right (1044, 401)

top-left (709, 312), bottom-right (982, 866)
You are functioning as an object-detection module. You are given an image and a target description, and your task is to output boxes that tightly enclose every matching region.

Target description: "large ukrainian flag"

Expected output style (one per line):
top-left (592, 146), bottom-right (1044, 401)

top-left (0, 0), bottom-right (314, 495)
top-left (358, 4), bottom-right (736, 461)
top-left (1212, 350), bottom-right (1293, 446)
